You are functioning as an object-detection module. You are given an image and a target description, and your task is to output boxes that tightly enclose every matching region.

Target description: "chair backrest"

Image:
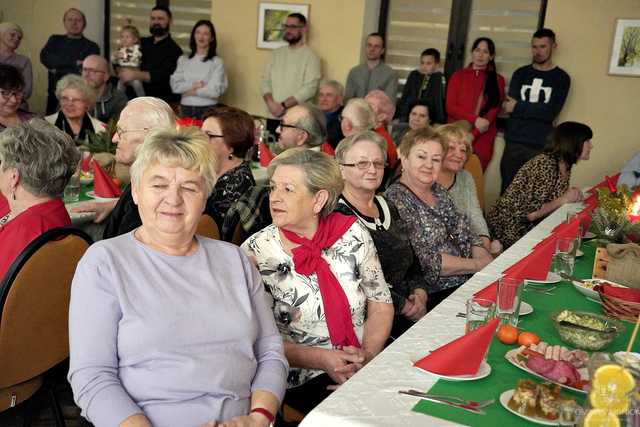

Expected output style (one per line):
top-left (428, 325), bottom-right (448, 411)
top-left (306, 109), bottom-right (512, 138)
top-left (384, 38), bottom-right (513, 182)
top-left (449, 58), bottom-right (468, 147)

top-left (196, 214), bottom-right (220, 240)
top-left (464, 153), bottom-right (485, 211)
top-left (0, 228), bottom-right (92, 388)
top-left (231, 221), bottom-right (248, 246)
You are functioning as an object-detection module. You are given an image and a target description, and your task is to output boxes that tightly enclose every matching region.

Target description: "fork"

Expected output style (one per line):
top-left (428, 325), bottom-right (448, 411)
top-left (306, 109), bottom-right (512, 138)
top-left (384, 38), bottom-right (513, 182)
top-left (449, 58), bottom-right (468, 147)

top-left (400, 389), bottom-right (495, 408)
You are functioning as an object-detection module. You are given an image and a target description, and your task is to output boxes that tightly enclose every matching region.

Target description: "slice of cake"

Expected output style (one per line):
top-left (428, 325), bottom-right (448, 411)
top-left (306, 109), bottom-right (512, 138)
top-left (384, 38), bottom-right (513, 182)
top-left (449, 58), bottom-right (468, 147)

top-left (508, 379), bottom-right (538, 416)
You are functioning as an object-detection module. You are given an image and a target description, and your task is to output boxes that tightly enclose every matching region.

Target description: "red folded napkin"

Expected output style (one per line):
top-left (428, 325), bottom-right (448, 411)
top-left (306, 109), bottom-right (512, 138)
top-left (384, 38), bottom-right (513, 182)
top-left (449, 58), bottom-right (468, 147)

top-left (577, 209), bottom-right (593, 234)
top-left (588, 173), bottom-right (621, 194)
top-left (597, 284), bottom-right (640, 303)
top-left (259, 142), bottom-right (275, 167)
top-left (473, 281), bottom-right (498, 303)
top-left (414, 318), bottom-right (500, 376)
top-left (554, 218), bottom-right (581, 241)
top-left (92, 162), bottom-right (121, 198)
top-left (505, 237), bottom-right (556, 281)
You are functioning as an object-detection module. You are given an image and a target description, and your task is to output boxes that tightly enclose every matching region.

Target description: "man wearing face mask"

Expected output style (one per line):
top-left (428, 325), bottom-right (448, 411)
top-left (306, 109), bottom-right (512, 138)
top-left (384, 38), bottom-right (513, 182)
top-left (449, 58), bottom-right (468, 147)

top-left (118, 5), bottom-right (182, 103)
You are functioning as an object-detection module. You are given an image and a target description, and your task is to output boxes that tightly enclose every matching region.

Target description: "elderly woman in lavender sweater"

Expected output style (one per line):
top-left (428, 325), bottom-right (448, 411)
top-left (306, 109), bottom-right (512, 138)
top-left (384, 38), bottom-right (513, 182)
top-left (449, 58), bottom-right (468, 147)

top-left (68, 127), bottom-right (287, 427)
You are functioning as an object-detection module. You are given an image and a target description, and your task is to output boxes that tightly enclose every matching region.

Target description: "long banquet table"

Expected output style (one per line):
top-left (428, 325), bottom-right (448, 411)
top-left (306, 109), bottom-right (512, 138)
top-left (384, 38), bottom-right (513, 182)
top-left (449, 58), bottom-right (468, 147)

top-left (299, 201), bottom-right (632, 427)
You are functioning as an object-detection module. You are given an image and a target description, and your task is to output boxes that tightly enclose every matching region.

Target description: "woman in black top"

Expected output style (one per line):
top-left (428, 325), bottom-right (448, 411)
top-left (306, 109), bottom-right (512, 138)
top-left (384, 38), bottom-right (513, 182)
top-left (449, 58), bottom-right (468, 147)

top-left (335, 130), bottom-right (429, 338)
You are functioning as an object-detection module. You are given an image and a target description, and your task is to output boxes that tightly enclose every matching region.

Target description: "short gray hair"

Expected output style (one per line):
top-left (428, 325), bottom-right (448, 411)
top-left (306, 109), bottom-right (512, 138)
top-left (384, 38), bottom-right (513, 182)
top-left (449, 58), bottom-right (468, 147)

top-left (126, 97), bottom-right (176, 129)
top-left (55, 74), bottom-right (96, 106)
top-left (335, 130), bottom-right (387, 163)
top-left (130, 126), bottom-right (217, 197)
top-left (267, 148), bottom-right (343, 217)
top-left (294, 103), bottom-right (327, 147)
top-left (342, 98), bottom-right (376, 131)
top-left (365, 90), bottom-right (395, 125)
top-left (320, 80), bottom-right (344, 97)
top-left (0, 119), bottom-right (80, 197)
top-left (0, 22), bottom-right (23, 38)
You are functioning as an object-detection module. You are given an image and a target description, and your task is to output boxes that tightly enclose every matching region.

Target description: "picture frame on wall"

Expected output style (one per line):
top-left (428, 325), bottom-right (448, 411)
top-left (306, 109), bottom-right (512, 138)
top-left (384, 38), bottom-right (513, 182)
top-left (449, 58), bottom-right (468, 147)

top-left (608, 18), bottom-right (640, 77)
top-left (257, 2), bottom-right (309, 49)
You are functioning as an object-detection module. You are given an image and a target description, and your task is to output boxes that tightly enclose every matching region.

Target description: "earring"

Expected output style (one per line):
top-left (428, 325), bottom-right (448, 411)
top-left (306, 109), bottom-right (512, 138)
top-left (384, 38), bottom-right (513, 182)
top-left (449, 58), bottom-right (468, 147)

top-left (11, 191), bottom-right (16, 201)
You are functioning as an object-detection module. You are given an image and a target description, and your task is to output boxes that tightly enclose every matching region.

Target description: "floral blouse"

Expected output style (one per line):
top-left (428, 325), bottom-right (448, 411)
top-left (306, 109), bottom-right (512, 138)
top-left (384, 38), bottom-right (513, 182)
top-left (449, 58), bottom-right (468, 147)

top-left (385, 182), bottom-right (482, 294)
top-left (241, 222), bottom-right (392, 388)
top-left (205, 161), bottom-right (255, 227)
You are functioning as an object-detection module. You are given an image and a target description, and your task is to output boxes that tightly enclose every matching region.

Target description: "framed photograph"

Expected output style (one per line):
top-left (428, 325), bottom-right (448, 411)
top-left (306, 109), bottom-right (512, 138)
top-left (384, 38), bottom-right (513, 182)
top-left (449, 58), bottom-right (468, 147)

top-left (608, 19), bottom-right (640, 77)
top-left (257, 2), bottom-right (309, 49)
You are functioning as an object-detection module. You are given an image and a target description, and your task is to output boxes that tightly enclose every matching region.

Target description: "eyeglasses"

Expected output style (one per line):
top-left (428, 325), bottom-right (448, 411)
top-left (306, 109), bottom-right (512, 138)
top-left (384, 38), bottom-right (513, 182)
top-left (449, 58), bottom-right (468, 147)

top-left (82, 67), bottom-right (106, 75)
top-left (115, 126), bottom-right (149, 138)
top-left (278, 123), bottom-right (308, 134)
top-left (282, 24), bottom-right (304, 30)
top-left (0, 89), bottom-right (24, 101)
top-left (60, 96), bottom-right (85, 104)
top-left (340, 160), bottom-right (386, 170)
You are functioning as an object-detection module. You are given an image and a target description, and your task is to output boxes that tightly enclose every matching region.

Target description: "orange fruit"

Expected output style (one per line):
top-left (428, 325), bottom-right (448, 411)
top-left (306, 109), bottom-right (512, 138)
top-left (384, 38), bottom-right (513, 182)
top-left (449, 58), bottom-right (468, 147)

top-left (517, 331), bottom-right (541, 347)
top-left (497, 324), bottom-right (519, 344)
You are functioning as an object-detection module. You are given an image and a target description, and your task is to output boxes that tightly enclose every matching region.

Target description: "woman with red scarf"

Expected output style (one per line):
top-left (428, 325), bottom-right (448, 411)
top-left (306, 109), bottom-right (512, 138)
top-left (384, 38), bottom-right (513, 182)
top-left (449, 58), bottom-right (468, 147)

top-left (446, 37), bottom-right (505, 170)
top-left (242, 148), bottom-right (393, 416)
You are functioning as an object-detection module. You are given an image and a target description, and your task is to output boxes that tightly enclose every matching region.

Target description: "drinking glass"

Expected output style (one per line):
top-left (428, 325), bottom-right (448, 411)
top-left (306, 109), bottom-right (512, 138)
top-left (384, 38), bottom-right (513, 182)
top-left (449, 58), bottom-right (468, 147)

top-left (496, 277), bottom-right (523, 327)
top-left (64, 173), bottom-right (80, 203)
top-left (465, 298), bottom-right (495, 333)
top-left (554, 237), bottom-right (578, 276)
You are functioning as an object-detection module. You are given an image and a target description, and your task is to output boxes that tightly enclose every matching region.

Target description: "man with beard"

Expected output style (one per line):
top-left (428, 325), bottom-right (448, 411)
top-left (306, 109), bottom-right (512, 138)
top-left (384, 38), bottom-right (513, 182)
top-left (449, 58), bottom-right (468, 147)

top-left (40, 8), bottom-right (100, 114)
top-left (344, 33), bottom-right (397, 104)
top-left (500, 28), bottom-right (570, 193)
top-left (118, 5), bottom-right (182, 103)
top-left (261, 13), bottom-right (321, 118)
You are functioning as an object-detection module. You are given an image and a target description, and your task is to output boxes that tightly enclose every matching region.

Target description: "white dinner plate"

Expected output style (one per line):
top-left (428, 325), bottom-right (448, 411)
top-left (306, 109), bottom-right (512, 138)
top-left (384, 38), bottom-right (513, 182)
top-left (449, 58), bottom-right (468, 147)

top-left (504, 349), bottom-right (587, 394)
top-left (519, 302), bottom-right (534, 316)
top-left (499, 389), bottom-right (574, 425)
top-left (573, 278), bottom-right (628, 301)
top-left (86, 190), bottom-right (119, 202)
top-left (613, 352), bottom-right (640, 370)
top-left (526, 272), bottom-right (562, 284)
top-left (583, 231), bottom-right (596, 240)
top-left (415, 360), bottom-right (491, 381)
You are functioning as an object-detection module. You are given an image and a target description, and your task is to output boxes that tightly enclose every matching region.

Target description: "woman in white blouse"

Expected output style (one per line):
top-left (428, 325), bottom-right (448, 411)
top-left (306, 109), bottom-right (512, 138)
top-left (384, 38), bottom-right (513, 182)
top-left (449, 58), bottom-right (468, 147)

top-left (242, 148), bottom-right (393, 417)
top-left (170, 20), bottom-right (228, 120)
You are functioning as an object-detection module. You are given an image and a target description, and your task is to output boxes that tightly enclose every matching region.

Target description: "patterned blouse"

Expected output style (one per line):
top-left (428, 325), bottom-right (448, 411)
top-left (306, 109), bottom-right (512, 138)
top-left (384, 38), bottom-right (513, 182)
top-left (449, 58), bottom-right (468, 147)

top-left (487, 153), bottom-right (570, 248)
top-left (336, 195), bottom-right (429, 312)
top-left (385, 182), bottom-right (482, 294)
top-left (205, 161), bottom-right (255, 226)
top-left (241, 222), bottom-right (392, 388)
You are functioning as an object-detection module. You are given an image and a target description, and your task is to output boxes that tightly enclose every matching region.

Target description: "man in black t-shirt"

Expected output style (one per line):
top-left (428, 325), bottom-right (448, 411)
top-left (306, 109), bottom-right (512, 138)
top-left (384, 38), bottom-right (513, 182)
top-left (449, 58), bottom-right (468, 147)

top-left (501, 28), bottom-right (571, 193)
top-left (117, 5), bottom-right (182, 103)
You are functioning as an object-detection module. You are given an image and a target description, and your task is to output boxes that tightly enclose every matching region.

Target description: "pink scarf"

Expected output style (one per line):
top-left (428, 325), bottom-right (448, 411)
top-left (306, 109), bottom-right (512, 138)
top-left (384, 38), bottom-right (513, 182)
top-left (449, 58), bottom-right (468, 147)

top-left (281, 212), bottom-right (360, 348)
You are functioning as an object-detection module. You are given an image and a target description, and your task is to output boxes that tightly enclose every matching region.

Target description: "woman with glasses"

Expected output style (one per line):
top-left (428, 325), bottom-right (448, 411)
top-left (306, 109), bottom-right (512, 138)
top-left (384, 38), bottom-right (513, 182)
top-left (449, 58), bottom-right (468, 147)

top-left (170, 20), bottom-right (228, 120)
top-left (335, 131), bottom-right (429, 336)
top-left (0, 64), bottom-right (34, 131)
top-left (386, 128), bottom-right (493, 310)
top-left (0, 23), bottom-right (32, 108)
top-left (45, 74), bottom-right (105, 142)
top-left (200, 105), bottom-right (255, 226)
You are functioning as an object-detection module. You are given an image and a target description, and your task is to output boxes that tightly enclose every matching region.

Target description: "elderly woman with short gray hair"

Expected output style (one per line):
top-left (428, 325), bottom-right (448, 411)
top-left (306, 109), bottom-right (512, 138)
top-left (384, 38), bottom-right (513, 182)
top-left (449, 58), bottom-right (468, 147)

top-left (242, 147), bottom-right (393, 416)
top-left (0, 118), bottom-right (79, 279)
top-left (69, 126), bottom-right (287, 427)
top-left (335, 131), bottom-right (429, 336)
top-left (45, 74), bottom-right (104, 142)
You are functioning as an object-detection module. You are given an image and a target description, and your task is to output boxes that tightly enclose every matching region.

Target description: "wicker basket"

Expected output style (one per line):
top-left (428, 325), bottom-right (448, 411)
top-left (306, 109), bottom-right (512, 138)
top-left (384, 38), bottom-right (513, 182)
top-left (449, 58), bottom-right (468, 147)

top-left (598, 290), bottom-right (640, 323)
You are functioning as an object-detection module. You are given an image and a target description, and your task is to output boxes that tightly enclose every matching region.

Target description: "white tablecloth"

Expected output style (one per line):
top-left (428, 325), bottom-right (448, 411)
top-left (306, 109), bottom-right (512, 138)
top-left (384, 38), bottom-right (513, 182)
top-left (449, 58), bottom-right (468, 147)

top-left (299, 202), bottom-right (585, 427)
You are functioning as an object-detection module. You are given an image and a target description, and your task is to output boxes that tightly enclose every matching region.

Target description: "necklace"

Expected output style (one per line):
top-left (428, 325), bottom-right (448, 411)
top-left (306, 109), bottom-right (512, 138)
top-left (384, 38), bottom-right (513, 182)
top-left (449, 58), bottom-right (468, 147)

top-left (0, 212), bottom-right (11, 225)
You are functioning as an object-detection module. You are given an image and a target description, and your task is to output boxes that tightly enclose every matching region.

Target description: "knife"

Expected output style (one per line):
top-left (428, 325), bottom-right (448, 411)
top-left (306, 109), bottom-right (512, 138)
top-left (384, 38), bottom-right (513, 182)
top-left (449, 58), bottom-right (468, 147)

top-left (398, 390), bottom-right (487, 415)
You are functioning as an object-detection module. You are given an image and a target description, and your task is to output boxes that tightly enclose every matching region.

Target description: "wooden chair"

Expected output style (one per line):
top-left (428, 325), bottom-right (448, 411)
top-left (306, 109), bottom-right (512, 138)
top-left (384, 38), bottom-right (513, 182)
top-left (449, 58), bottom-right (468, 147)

top-left (196, 214), bottom-right (220, 240)
top-left (464, 153), bottom-right (486, 212)
top-left (0, 228), bottom-right (93, 425)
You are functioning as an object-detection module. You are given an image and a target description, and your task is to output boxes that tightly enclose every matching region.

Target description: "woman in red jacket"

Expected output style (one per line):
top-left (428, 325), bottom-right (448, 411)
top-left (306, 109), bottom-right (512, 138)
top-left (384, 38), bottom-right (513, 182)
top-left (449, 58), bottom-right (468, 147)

top-left (446, 37), bottom-right (505, 170)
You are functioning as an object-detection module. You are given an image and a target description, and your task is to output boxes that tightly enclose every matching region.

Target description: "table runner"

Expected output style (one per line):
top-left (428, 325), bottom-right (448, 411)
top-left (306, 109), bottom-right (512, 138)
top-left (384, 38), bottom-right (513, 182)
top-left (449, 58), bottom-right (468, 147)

top-left (413, 242), bottom-right (638, 425)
